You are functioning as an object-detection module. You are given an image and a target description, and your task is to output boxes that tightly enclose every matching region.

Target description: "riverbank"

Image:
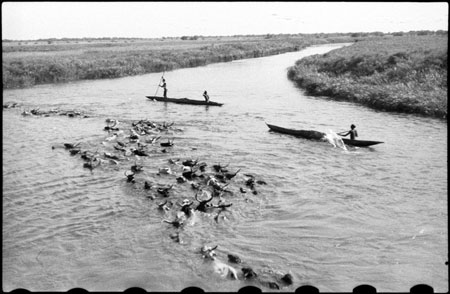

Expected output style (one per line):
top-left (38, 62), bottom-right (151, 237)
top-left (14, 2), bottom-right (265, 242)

top-left (2, 34), bottom-right (358, 89)
top-left (287, 34), bottom-right (448, 119)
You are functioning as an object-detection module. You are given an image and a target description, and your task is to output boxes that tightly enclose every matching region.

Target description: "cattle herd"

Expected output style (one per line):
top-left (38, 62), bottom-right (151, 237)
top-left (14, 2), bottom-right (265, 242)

top-left (5, 102), bottom-right (295, 290)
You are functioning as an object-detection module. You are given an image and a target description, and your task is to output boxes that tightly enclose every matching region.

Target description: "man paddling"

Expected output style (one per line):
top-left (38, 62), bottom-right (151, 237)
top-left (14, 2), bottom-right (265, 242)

top-left (159, 78), bottom-right (167, 98)
top-left (338, 124), bottom-right (358, 140)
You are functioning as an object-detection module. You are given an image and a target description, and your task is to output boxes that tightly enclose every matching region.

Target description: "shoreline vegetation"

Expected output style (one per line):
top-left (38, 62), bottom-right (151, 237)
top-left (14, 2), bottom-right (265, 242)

top-left (3, 33), bottom-right (354, 89)
top-left (287, 33), bottom-right (448, 119)
top-left (3, 32), bottom-right (391, 90)
top-left (3, 31), bottom-right (447, 119)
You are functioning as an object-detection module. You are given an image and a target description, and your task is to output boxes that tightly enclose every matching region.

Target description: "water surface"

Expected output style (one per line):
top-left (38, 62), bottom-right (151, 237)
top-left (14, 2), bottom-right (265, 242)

top-left (2, 43), bottom-right (447, 292)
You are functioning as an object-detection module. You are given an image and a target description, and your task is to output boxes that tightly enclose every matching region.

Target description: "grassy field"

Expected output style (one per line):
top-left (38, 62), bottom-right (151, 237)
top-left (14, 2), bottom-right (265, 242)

top-left (287, 33), bottom-right (448, 119)
top-left (2, 34), bottom-right (357, 89)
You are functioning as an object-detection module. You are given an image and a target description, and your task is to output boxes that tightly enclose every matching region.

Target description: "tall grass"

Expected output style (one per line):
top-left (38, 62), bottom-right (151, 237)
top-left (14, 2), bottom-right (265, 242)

top-left (2, 34), bottom-right (355, 89)
top-left (287, 35), bottom-right (448, 119)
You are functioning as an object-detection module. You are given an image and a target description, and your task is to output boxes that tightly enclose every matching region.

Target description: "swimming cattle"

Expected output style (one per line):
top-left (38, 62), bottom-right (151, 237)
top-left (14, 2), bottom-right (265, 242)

top-left (157, 184), bottom-right (174, 197)
top-left (201, 245), bottom-right (238, 280)
top-left (124, 170), bottom-right (136, 183)
top-left (20, 107), bottom-right (87, 118)
top-left (227, 254), bottom-right (242, 264)
top-left (160, 139), bottom-right (174, 147)
top-left (3, 102), bottom-right (20, 109)
top-left (64, 142), bottom-right (80, 149)
top-left (242, 267), bottom-right (258, 280)
top-left (158, 200), bottom-right (171, 212)
top-left (83, 158), bottom-right (100, 170)
top-left (53, 117), bottom-right (286, 288)
top-left (195, 190), bottom-right (214, 212)
top-left (131, 161), bottom-right (144, 172)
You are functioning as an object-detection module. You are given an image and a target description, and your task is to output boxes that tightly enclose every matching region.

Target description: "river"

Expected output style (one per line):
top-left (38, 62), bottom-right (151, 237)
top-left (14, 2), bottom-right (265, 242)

top-left (2, 43), bottom-right (447, 292)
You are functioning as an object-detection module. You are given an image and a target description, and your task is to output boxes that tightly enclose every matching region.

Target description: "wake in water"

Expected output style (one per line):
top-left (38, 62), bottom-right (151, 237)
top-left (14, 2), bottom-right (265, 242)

top-left (324, 130), bottom-right (347, 150)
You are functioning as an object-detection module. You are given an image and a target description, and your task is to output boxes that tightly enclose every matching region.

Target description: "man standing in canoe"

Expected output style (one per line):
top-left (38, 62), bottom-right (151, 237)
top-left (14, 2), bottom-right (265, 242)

top-left (338, 124), bottom-right (358, 140)
top-left (159, 78), bottom-right (167, 98)
top-left (203, 90), bottom-right (210, 102)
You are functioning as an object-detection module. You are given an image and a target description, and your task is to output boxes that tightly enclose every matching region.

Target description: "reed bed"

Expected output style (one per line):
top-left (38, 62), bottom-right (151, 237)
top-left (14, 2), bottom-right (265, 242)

top-left (3, 34), bottom-right (354, 89)
top-left (287, 34), bottom-right (448, 119)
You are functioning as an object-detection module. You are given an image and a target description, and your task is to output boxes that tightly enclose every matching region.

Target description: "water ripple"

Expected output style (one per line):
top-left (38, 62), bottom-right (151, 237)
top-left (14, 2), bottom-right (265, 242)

top-left (2, 44), bottom-right (447, 292)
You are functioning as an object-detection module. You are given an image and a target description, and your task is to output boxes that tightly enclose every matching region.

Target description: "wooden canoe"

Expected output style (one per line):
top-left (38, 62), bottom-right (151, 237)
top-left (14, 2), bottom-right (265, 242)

top-left (341, 138), bottom-right (384, 147)
top-left (266, 123), bottom-right (327, 140)
top-left (146, 96), bottom-right (223, 106)
top-left (267, 123), bottom-right (384, 147)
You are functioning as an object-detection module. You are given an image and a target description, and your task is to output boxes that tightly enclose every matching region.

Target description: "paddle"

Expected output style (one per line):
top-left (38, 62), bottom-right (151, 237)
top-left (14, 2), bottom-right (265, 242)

top-left (154, 71), bottom-right (165, 96)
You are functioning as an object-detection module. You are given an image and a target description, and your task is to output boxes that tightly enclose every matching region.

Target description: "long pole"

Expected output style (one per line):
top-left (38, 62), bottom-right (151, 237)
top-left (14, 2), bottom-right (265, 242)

top-left (154, 70), bottom-right (165, 96)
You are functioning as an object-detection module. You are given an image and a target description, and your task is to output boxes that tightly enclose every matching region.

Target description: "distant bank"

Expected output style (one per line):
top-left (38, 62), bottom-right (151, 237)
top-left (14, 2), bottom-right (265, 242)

top-left (288, 33), bottom-right (447, 119)
top-left (3, 33), bottom-right (367, 89)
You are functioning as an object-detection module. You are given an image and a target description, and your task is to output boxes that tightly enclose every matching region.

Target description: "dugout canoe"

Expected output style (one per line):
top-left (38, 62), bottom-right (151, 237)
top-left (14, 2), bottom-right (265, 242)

top-left (340, 138), bottom-right (384, 147)
top-left (266, 123), bottom-right (327, 140)
top-left (266, 123), bottom-right (384, 147)
top-left (146, 96), bottom-right (223, 106)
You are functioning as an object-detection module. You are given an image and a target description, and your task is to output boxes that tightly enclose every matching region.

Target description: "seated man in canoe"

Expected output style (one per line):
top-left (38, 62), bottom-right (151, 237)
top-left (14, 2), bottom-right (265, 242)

top-left (203, 90), bottom-right (210, 102)
top-left (338, 124), bottom-right (358, 140)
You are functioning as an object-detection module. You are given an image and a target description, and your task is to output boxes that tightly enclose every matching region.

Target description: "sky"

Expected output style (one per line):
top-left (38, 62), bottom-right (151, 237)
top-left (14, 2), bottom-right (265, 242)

top-left (2, 2), bottom-right (448, 40)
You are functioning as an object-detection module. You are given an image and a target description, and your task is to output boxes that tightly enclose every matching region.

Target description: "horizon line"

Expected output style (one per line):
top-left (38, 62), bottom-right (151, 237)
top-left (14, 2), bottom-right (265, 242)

top-left (2, 29), bottom-right (448, 42)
